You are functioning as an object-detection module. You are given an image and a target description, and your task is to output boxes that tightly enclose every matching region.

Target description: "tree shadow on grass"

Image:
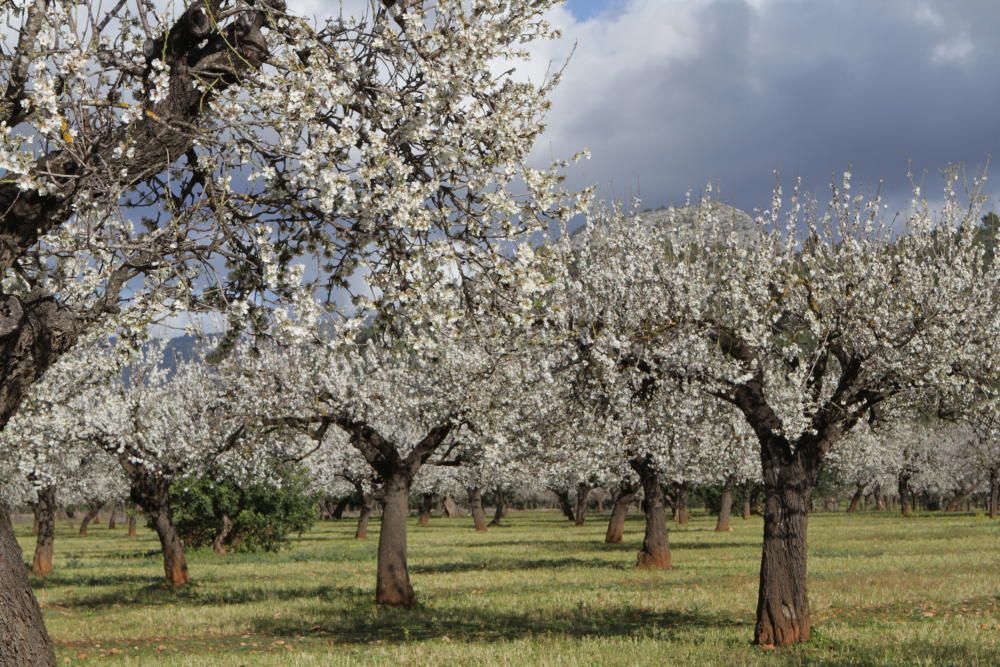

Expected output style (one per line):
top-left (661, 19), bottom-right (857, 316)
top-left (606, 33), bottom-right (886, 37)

top-left (30, 571), bottom-right (157, 589)
top-left (411, 556), bottom-right (631, 575)
top-left (52, 582), bottom-right (371, 611)
top-left (250, 602), bottom-right (743, 644)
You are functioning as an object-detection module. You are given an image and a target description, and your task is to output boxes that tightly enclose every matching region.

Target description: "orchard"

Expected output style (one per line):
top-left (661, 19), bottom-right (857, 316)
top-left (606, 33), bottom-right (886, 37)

top-left (0, 1), bottom-right (998, 665)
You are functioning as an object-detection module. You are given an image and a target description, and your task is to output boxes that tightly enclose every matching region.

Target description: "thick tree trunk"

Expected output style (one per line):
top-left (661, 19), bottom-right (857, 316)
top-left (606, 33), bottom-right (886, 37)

top-left (127, 513), bottom-right (138, 538)
top-left (331, 496), bottom-right (350, 520)
top-left (376, 474), bottom-right (415, 607)
top-left (742, 482), bottom-right (752, 520)
top-left (846, 483), bottom-right (865, 513)
top-left (356, 494), bottom-right (375, 539)
top-left (107, 502), bottom-right (118, 529)
top-left (417, 493), bottom-right (434, 527)
top-left (31, 487), bottom-right (56, 577)
top-left (0, 504), bottom-right (57, 666)
top-left (489, 491), bottom-right (509, 527)
top-left (755, 457), bottom-right (812, 647)
top-left (574, 483), bottom-right (591, 526)
top-left (467, 488), bottom-right (488, 532)
top-left (442, 496), bottom-right (460, 518)
top-left (152, 507), bottom-right (189, 587)
top-left (630, 457), bottom-right (671, 569)
top-left (605, 484), bottom-right (636, 544)
top-left (674, 483), bottom-right (690, 525)
top-left (989, 468), bottom-right (999, 520)
top-left (553, 488), bottom-right (575, 522)
top-left (715, 478), bottom-right (735, 532)
top-left (78, 504), bottom-right (101, 537)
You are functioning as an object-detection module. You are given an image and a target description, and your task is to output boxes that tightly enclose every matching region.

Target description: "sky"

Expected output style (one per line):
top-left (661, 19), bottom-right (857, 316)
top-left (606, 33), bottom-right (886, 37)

top-left (530, 0), bottom-right (1000, 216)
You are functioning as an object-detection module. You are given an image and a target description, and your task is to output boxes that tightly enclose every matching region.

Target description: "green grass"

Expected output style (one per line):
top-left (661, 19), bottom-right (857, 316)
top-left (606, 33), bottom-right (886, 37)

top-left (16, 510), bottom-right (1000, 665)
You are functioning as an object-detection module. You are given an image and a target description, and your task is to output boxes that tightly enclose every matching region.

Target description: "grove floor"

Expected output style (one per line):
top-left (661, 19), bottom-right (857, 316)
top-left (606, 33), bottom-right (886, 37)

top-left (15, 510), bottom-right (1000, 665)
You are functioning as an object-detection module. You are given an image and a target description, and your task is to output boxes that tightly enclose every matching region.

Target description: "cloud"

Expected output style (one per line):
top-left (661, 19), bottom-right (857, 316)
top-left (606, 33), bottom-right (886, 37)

top-left (522, 0), bottom-right (1000, 216)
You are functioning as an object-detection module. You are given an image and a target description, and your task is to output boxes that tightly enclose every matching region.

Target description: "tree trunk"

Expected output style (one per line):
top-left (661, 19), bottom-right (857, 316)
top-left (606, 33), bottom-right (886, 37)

top-left (127, 512), bottom-right (138, 538)
top-left (945, 488), bottom-right (971, 513)
top-left (417, 492), bottom-right (434, 527)
top-left (151, 507), bottom-right (189, 587)
top-left (31, 487), bottom-right (56, 577)
top-left (212, 514), bottom-right (233, 555)
top-left (898, 474), bottom-right (912, 518)
top-left (875, 487), bottom-right (887, 511)
top-left (107, 502), bottom-right (118, 529)
top-left (630, 457), bottom-right (671, 569)
top-left (715, 477), bottom-right (735, 532)
top-left (674, 483), bottom-right (690, 525)
top-left (552, 488), bottom-right (575, 522)
top-left (742, 482), bottom-right (752, 520)
top-left (574, 483), bottom-right (591, 526)
top-left (846, 483), bottom-right (865, 513)
top-left (331, 496), bottom-right (350, 520)
top-left (989, 468), bottom-right (999, 520)
top-left (442, 496), bottom-right (460, 518)
top-left (755, 454), bottom-right (812, 647)
top-left (376, 473), bottom-right (415, 607)
top-left (489, 491), bottom-right (509, 527)
top-left (0, 503), bottom-right (57, 665)
top-left (78, 503), bottom-right (101, 537)
top-left (467, 488), bottom-right (488, 532)
top-left (356, 494), bottom-right (375, 539)
top-left (29, 503), bottom-right (39, 537)
top-left (605, 484), bottom-right (635, 544)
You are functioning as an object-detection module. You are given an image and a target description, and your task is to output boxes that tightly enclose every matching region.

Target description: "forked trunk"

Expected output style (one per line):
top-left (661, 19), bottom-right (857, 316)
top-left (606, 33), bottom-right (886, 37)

top-left (755, 453), bottom-right (812, 647)
top-left (467, 487), bottom-right (488, 532)
top-left (31, 487), bottom-right (56, 576)
top-left (846, 483), bottom-right (865, 513)
top-left (376, 474), bottom-right (415, 607)
top-left (553, 488), bottom-right (575, 522)
top-left (715, 478), bottom-right (734, 532)
top-left (356, 494), bottom-right (375, 539)
top-left (574, 483), bottom-right (591, 526)
top-left (212, 514), bottom-right (234, 555)
top-left (630, 457), bottom-right (671, 569)
top-left (0, 504), bottom-right (56, 666)
top-left (152, 507), bottom-right (189, 587)
top-left (417, 492), bottom-right (434, 527)
top-left (489, 492), bottom-right (509, 527)
top-left (742, 482), bottom-right (752, 520)
top-left (605, 484), bottom-right (636, 544)
top-left (441, 496), bottom-right (460, 518)
top-left (989, 468), bottom-right (999, 519)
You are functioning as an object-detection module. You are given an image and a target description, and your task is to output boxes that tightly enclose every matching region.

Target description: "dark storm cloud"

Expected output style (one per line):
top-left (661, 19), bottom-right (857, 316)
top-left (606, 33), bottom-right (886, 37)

top-left (533, 0), bottom-right (1000, 215)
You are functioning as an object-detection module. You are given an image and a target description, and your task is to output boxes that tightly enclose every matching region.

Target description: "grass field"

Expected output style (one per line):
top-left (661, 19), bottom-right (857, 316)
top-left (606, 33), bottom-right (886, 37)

top-left (15, 510), bottom-right (1000, 666)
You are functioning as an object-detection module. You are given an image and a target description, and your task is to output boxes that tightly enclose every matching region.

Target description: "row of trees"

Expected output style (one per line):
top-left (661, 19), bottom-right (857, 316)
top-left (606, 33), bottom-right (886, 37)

top-left (0, 0), bottom-right (996, 663)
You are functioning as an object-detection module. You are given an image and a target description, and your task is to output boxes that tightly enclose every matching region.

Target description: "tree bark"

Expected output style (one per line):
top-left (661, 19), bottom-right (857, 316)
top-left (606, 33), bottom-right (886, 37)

top-left (574, 482), bottom-right (591, 526)
top-left (552, 488), bottom-right (575, 522)
top-left (356, 493), bottom-right (375, 539)
top-left (630, 457), bottom-right (671, 569)
top-left (605, 484), bottom-right (636, 544)
top-left (211, 514), bottom-right (233, 555)
top-left (715, 477), bottom-right (735, 532)
top-left (989, 468), bottom-right (999, 520)
top-left (846, 483), bottom-right (865, 513)
top-left (945, 487), bottom-right (972, 513)
top-left (755, 452), bottom-right (812, 647)
top-left (489, 491), bottom-right (509, 527)
top-left (77, 502), bottom-right (101, 537)
top-left (416, 492), bottom-right (434, 527)
top-left (0, 504), bottom-right (56, 665)
top-left (127, 513), bottom-right (138, 538)
top-left (742, 482), bottom-right (752, 520)
top-left (31, 487), bottom-right (56, 577)
top-left (898, 473), bottom-right (913, 518)
top-left (674, 483), bottom-right (690, 525)
top-left (151, 507), bottom-right (189, 587)
top-left (331, 496), bottom-right (350, 520)
top-left (467, 488), bottom-right (488, 532)
top-left (107, 502), bottom-right (118, 529)
top-left (376, 473), bottom-right (415, 608)
top-left (442, 496), bottom-right (460, 518)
